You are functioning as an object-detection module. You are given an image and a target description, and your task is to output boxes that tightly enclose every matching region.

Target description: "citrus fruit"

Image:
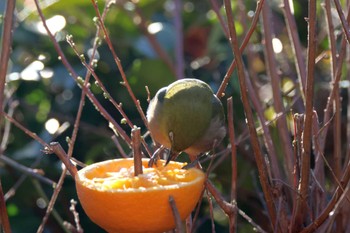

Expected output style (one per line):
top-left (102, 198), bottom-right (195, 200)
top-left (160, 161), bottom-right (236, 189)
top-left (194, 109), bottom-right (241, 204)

top-left (75, 158), bottom-right (205, 233)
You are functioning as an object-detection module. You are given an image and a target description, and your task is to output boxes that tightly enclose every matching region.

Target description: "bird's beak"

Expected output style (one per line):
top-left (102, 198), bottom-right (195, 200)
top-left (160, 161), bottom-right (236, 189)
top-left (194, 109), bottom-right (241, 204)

top-left (165, 150), bottom-right (178, 165)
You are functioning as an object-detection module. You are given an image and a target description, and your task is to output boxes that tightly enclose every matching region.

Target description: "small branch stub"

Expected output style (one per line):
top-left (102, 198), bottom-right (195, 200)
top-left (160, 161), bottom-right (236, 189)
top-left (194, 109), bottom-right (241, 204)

top-left (132, 126), bottom-right (143, 176)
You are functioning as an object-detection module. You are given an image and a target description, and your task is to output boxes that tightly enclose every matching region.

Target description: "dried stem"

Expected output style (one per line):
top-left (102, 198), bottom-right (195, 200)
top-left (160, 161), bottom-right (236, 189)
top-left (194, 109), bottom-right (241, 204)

top-left (2, 112), bottom-right (49, 148)
top-left (0, 154), bottom-right (55, 186)
top-left (223, 0), bottom-right (277, 229)
top-left (173, 0), bottom-right (184, 79)
top-left (69, 199), bottom-right (84, 233)
top-left (300, 157), bottom-right (350, 233)
top-left (261, 1), bottom-right (294, 185)
top-left (216, 0), bottom-right (265, 98)
top-left (244, 59), bottom-right (281, 181)
top-left (209, 0), bottom-right (229, 38)
top-left (169, 195), bottom-right (183, 233)
top-left (33, 0), bottom-right (131, 147)
top-left (66, 35), bottom-right (151, 157)
top-left (0, 0), bottom-right (16, 113)
top-left (281, 0), bottom-right (307, 97)
top-left (132, 126), bottom-right (143, 176)
top-left (324, 0), bottom-right (342, 182)
top-left (227, 97), bottom-right (237, 232)
top-left (91, 0), bottom-right (149, 128)
top-left (292, 0), bottom-right (317, 230)
top-left (0, 179), bottom-right (12, 233)
top-left (333, 0), bottom-right (350, 43)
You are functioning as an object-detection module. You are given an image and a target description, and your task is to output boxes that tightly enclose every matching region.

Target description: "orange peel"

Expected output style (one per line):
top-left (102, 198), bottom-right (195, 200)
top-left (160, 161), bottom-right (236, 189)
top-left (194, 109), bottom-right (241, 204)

top-left (75, 158), bottom-right (205, 233)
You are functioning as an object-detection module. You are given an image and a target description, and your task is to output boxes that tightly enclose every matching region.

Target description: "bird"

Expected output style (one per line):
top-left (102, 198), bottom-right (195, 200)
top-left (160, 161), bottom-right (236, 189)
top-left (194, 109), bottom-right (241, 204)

top-left (146, 78), bottom-right (226, 165)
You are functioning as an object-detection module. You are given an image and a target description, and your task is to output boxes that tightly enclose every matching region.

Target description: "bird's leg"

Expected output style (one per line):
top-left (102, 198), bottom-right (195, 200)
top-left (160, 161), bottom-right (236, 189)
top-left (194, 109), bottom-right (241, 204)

top-left (181, 153), bottom-right (204, 169)
top-left (148, 146), bottom-right (165, 167)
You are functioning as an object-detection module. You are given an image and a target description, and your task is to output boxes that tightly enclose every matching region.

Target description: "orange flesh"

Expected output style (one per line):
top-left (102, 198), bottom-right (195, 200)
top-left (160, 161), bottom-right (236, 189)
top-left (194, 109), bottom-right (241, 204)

top-left (80, 159), bottom-right (201, 191)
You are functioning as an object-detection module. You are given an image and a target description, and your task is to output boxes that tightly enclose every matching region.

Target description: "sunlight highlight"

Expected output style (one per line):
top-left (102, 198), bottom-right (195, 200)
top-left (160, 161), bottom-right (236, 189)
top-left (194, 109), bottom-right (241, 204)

top-left (37, 15), bottom-right (66, 34)
top-left (272, 38), bottom-right (283, 54)
top-left (45, 118), bottom-right (60, 134)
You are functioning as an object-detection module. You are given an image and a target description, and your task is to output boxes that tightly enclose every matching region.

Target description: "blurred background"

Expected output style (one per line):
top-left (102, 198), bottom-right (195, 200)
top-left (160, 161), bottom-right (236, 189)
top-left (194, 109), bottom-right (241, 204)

top-left (1, 0), bottom-right (348, 232)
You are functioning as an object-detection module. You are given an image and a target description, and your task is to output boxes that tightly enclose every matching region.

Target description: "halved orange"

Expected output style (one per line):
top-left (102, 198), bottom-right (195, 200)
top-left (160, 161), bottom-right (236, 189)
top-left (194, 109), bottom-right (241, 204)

top-left (75, 158), bottom-right (205, 233)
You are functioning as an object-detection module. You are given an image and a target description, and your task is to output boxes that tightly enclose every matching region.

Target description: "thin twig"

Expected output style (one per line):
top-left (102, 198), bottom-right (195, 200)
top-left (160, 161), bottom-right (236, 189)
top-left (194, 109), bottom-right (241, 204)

top-left (206, 189), bottom-right (216, 233)
top-left (33, 0), bottom-right (131, 147)
top-left (292, 0), bottom-right (317, 230)
top-left (111, 135), bottom-right (128, 158)
top-left (169, 195), bottom-right (183, 233)
top-left (281, 0), bottom-right (307, 98)
top-left (0, 154), bottom-right (55, 186)
top-left (300, 157), bottom-right (350, 233)
top-left (37, 141), bottom-right (78, 233)
top-left (173, 0), bottom-right (184, 79)
top-left (324, 0), bottom-right (342, 181)
top-left (223, 0), bottom-right (277, 229)
top-left (261, 1), bottom-right (294, 186)
top-left (0, 179), bottom-right (12, 233)
top-left (69, 199), bottom-right (84, 233)
top-left (244, 60), bottom-right (281, 181)
top-left (206, 180), bottom-right (267, 233)
top-left (216, 0), bottom-right (265, 98)
top-left (227, 97), bottom-right (237, 233)
top-left (66, 35), bottom-right (152, 157)
top-left (1, 100), bottom-right (18, 151)
top-left (209, 0), bottom-right (229, 38)
top-left (91, 0), bottom-right (149, 128)
top-left (2, 112), bottom-right (49, 148)
top-left (0, 0), bottom-right (16, 113)
top-left (333, 0), bottom-right (350, 43)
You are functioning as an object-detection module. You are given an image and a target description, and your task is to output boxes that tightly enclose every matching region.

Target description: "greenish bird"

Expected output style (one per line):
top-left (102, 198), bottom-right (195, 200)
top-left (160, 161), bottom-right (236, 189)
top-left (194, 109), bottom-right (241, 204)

top-left (146, 78), bottom-right (226, 165)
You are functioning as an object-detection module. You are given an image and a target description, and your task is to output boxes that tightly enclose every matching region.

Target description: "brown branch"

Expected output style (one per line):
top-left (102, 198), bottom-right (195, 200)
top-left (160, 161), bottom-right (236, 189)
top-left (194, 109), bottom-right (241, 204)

top-left (244, 59), bottom-right (281, 181)
top-left (292, 0), bottom-right (317, 231)
top-left (173, 0), bottom-right (184, 79)
top-left (66, 36), bottom-right (151, 157)
top-left (0, 0), bottom-right (16, 113)
top-left (333, 0), bottom-right (350, 44)
top-left (261, 2), bottom-right (294, 186)
top-left (169, 195), bottom-right (183, 233)
top-left (281, 0), bottom-right (307, 98)
top-left (69, 199), bottom-right (83, 233)
top-left (223, 0), bottom-right (277, 229)
top-left (0, 179), bottom-right (12, 233)
top-left (91, 0), bottom-right (149, 128)
top-left (0, 154), bottom-right (55, 186)
top-left (37, 142), bottom-right (78, 233)
top-left (132, 127), bottom-right (143, 176)
top-left (209, 0), bottom-right (229, 39)
top-left (33, 0), bottom-right (131, 147)
top-left (324, 0), bottom-right (342, 182)
top-left (2, 112), bottom-right (49, 148)
top-left (227, 97), bottom-right (237, 233)
top-left (206, 180), bottom-right (267, 233)
top-left (300, 157), bottom-right (350, 233)
top-left (317, 2), bottom-right (350, 154)
top-left (216, 0), bottom-right (265, 98)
